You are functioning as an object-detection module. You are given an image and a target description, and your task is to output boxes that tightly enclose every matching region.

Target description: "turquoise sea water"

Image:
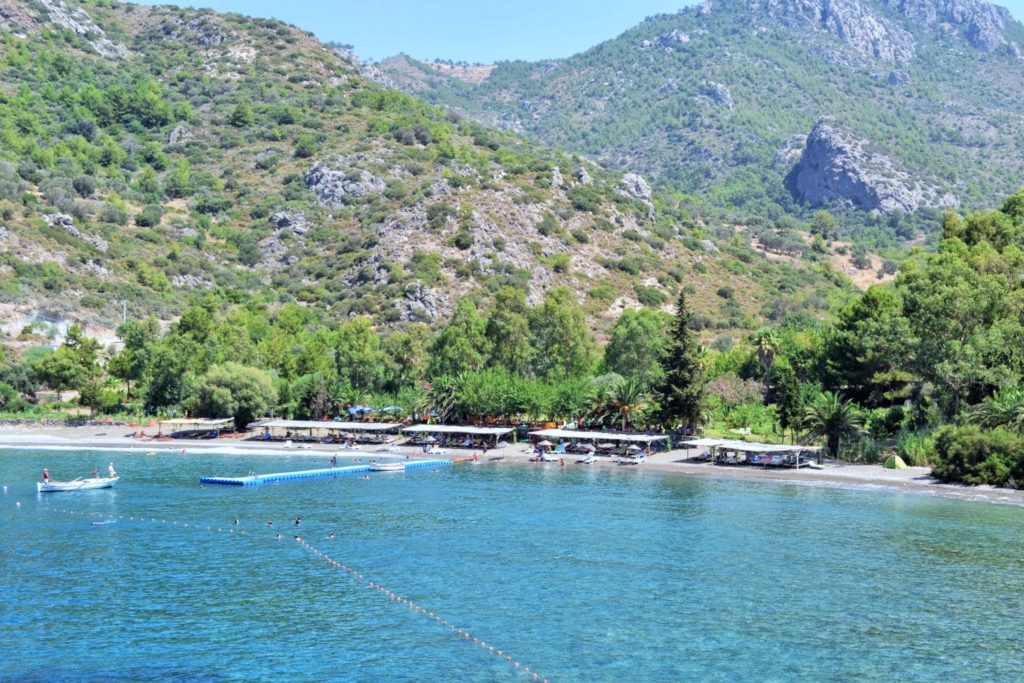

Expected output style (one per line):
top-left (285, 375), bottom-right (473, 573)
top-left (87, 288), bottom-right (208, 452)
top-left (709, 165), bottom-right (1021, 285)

top-left (2, 448), bottom-right (1024, 682)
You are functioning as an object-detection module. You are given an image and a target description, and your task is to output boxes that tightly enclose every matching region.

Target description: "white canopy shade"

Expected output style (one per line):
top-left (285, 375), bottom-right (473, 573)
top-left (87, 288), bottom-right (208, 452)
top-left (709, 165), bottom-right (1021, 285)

top-left (529, 428), bottom-right (669, 444)
top-left (257, 420), bottom-right (400, 432)
top-left (680, 438), bottom-right (817, 453)
top-left (402, 425), bottom-right (514, 436)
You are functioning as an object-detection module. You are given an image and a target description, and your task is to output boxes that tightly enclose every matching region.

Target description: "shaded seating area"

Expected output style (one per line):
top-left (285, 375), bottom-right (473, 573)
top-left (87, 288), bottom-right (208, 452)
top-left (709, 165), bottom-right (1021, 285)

top-left (528, 428), bottom-right (672, 457)
top-left (158, 417), bottom-right (234, 439)
top-left (681, 438), bottom-right (818, 468)
top-left (253, 419), bottom-right (402, 445)
top-left (401, 425), bottom-right (515, 449)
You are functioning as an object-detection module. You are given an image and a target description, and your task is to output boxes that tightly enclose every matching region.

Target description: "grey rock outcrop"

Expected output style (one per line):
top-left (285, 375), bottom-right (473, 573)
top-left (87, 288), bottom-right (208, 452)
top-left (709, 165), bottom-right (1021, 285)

top-left (761, 0), bottom-right (916, 64)
top-left (659, 29), bottom-right (691, 45)
top-left (888, 70), bottom-right (911, 86)
top-left (773, 134), bottom-right (808, 170)
top-left (173, 15), bottom-right (229, 46)
top-left (269, 210), bottom-right (310, 235)
top-left (550, 167), bottom-right (565, 189)
top-left (703, 81), bottom-right (734, 110)
top-left (168, 126), bottom-right (190, 145)
top-left (883, 0), bottom-right (1014, 52)
top-left (395, 282), bottom-right (447, 322)
top-left (576, 167), bottom-right (592, 185)
top-left (37, 0), bottom-right (128, 58)
top-left (792, 118), bottom-right (959, 213)
top-left (44, 213), bottom-right (108, 252)
top-left (617, 173), bottom-right (655, 219)
top-left (304, 157), bottom-right (386, 207)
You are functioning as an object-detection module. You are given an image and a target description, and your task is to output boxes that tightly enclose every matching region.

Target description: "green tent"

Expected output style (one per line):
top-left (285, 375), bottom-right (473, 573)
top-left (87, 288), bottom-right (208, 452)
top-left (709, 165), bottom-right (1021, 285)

top-left (884, 455), bottom-right (908, 470)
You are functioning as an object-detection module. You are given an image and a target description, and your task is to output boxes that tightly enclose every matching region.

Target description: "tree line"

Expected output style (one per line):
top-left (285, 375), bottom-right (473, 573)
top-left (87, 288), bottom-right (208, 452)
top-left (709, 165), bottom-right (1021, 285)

top-left (5, 190), bottom-right (1024, 488)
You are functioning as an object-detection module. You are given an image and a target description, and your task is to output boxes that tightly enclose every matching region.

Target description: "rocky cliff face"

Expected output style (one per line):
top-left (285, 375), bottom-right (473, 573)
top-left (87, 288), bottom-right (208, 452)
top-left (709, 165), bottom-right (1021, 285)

top-left (792, 118), bottom-right (959, 213)
top-left (760, 0), bottom-right (917, 63)
top-left (884, 0), bottom-right (1015, 51)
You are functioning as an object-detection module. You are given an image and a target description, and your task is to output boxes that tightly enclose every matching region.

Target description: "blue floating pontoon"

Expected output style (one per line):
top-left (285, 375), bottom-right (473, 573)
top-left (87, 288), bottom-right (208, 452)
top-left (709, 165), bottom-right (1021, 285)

top-left (199, 459), bottom-right (452, 486)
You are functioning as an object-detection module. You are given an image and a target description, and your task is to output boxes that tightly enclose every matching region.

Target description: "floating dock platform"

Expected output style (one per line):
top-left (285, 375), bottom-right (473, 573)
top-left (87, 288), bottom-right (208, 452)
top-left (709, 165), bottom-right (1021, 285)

top-left (199, 459), bottom-right (452, 487)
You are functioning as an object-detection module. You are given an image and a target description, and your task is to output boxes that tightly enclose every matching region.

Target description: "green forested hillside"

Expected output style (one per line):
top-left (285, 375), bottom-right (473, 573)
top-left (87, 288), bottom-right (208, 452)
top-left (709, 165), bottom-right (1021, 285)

top-left (379, 0), bottom-right (1024, 246)
top-left (0, 0), bottom-right (859, 339)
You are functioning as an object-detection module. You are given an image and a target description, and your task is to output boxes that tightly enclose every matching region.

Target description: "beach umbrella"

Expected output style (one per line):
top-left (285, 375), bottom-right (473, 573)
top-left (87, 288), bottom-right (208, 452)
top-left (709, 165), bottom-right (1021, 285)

top-left (423, 435), bottom-right (437, 443)
top-left (627, 444), bottom-right (642, 451)
top-left (536, 440), bottom-right (553, 447)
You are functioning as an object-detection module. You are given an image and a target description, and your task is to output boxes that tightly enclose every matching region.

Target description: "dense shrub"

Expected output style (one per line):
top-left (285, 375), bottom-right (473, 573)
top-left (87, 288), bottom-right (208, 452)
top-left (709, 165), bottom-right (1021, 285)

top-left (931, 425), bottom-right (1024, 487)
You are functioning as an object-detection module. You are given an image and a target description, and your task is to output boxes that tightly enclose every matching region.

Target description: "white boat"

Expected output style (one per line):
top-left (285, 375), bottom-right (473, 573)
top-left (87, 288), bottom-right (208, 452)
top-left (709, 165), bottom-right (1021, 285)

top-left (37, 476), bottom-right (119, 493)
top-left (368, 462), bottom-right (404, 472)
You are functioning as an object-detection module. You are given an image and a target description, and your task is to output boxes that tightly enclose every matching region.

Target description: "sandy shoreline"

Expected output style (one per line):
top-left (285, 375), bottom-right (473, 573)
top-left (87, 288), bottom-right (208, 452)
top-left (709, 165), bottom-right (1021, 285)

top-left (3, 424), bottom-right (1023, 507)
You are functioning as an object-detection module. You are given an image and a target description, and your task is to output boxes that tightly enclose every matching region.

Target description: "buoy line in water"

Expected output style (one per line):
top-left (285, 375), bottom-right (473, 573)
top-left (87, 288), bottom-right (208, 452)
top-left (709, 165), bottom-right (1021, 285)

top-left (38, 505), bottom-right (549, 681)
top-left (297, 537), bottom-right (549, 682)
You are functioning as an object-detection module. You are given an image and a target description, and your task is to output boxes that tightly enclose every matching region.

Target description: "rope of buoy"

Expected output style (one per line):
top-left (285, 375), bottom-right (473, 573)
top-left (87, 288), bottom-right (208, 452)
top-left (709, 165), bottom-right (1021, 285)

top-left (296, 537), bottom-right (548, 681)
top-left (39, 506), bottom-right (548, 681)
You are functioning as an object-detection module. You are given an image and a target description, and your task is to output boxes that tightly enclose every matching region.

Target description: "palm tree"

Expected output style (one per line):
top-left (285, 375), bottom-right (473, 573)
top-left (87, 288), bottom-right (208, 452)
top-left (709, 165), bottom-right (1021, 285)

top-left (597, 377), bottom-right (649, 430)
top-left (753, 327), bottom-right (780, 385)
top-left (802, 391), bottom-right (864, 463)
top-left (966, 386), bottom-right (1024, 430)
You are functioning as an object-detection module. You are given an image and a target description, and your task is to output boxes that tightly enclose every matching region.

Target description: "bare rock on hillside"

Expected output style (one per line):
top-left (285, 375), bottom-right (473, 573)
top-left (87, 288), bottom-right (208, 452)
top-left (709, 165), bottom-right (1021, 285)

top-left (883, 0), bottom-right (1013, 52)
top-left (618, 173), bottom-right (656, 220)
top-left (269, 210), bottom-right (310, 235)
top-left (44, 213), bottom-right (108, 252)
top-left (792, 118), bottom-right (959, 213)
top-left (36, 0), bottom-right (128, 58)
top-left (703, 81), bottom-right (734, 110)
top-left (173, 15), bottom-right (229, 46)
top-left (168, 126), bottom-right (190, 145)
top-left (576, 167), bottom-right (592, 185)
top-left (773, 134), bottom-right (808, 170)
top-left (551, 167), bottom-right (565, 189)
top-left (761, 0), bottom-right (916, 64)
top-left (305, 157), bottom-right (386, 207)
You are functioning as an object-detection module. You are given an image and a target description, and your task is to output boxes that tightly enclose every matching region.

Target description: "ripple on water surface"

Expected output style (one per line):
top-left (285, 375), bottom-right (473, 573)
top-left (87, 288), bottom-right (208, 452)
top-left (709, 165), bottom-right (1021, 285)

top-left (2, 448), bottom-right (1023, 681)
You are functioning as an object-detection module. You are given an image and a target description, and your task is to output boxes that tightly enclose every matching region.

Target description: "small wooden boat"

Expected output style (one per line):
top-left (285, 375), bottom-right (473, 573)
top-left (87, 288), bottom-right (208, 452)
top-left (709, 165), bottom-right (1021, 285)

top-left (368, 462), bottom-right (404, 472)
top-left (37, 476), bottom-right (119, 493)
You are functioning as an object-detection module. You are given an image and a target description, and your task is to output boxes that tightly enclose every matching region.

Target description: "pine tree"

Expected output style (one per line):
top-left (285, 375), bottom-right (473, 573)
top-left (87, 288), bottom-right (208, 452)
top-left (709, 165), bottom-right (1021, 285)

top-left (656, 290), bottom-right (706, 429)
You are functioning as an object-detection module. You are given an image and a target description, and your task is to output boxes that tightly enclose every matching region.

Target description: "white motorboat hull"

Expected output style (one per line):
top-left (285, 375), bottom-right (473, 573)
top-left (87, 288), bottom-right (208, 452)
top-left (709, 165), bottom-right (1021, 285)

top-left (37, 477), bottom-right (119, 493)
top-left (368, 463), bottom-right (404, 472)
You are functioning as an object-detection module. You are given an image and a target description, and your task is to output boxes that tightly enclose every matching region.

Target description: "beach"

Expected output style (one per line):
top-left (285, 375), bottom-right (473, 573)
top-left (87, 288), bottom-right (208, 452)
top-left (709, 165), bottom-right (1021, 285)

top-left (3, 423), bottom-right (1022, 506)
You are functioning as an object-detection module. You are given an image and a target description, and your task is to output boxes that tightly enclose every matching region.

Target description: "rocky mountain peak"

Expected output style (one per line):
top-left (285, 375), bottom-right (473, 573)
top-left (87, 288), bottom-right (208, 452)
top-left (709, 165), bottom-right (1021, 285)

top-left (760, 0), bottom-right (917, 63)
top-left (883, 0), bottom-right (1015, 51)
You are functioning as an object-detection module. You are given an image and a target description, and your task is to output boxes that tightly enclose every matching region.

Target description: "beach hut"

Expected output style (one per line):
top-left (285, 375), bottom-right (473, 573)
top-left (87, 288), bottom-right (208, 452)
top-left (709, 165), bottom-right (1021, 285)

top-left (884, 455), bottom-right (908, 470)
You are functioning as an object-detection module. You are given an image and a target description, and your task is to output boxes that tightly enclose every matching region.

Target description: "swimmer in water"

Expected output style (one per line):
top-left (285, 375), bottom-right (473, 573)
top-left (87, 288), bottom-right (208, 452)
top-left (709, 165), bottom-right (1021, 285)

top-left (267, 520), bottom-right (273, 527)
top-left (294, 517), bottom-right (301, 526)
top-left (328, 532), bottom-right (335, 540)
top-left (233, 519), bottom-right (239, 525)
top-left (276, 533), bottom-right (282, 541)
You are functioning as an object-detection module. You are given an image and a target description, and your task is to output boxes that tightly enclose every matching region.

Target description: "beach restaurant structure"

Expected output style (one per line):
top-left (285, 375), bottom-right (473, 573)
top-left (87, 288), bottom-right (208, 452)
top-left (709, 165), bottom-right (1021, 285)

top-left (158, 417), bottom-right (234, 438)
top-left (681, 438), bottom-right (819, 467)
top-left (401, 424), bottom-right (515, 448)
top-left (528, 428), bottom-right (672, 451)
top-left (255, 419), bottom-right (402, 443)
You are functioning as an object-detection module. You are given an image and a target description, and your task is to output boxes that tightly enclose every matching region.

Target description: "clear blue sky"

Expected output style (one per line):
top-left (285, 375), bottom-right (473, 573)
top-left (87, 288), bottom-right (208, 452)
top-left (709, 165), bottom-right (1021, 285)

top-left (135, 0), bottom-right (1024, 64)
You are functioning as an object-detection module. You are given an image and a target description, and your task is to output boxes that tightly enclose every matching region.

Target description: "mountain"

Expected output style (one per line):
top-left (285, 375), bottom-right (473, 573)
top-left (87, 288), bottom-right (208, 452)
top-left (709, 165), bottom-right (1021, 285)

top-left (0, 0), bottom-right (866, 344)
top-left (376, 0), bottom-right (1024, 243)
